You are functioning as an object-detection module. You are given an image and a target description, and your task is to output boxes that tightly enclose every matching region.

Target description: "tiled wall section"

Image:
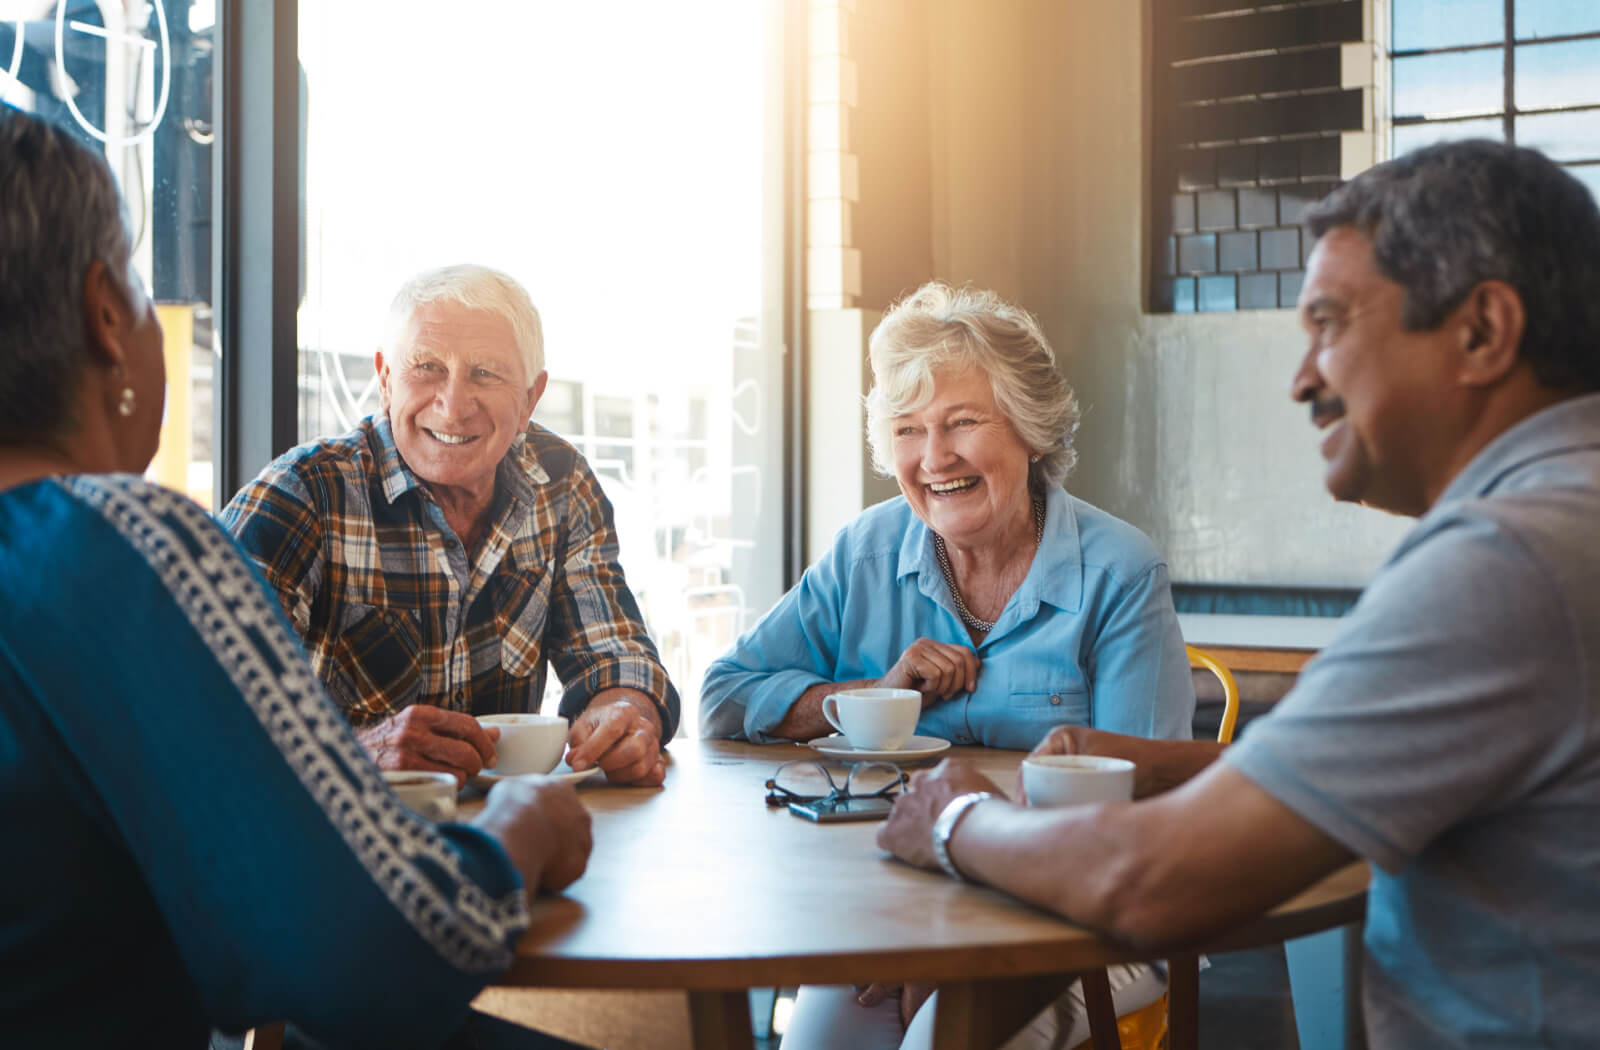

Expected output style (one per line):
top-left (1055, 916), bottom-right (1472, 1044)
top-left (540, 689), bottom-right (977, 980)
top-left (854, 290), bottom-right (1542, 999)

top-left (1150, 0), bottom-right (1365, 314)
top-left (1161, 138), bottom-right (1339, 313)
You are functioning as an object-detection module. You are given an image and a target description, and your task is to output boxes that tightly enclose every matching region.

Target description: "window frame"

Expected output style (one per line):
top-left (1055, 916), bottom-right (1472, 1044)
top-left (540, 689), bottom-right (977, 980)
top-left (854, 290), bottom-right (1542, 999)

top-left (215, 0), bottom-right (810, 590)
top-left (1385, 0), bottom-right (1600, 175)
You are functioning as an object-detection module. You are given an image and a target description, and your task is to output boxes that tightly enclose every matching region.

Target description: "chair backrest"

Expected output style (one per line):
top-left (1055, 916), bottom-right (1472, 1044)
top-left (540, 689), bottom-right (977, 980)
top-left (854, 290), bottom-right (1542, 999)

top-left (1186, 645), bottom-right (1240, 745)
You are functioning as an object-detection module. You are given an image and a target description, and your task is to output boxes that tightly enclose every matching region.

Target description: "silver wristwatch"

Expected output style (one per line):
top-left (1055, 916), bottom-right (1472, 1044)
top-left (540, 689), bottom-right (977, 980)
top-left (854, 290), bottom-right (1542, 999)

top-left (931, 791), bottom-right (995, 882)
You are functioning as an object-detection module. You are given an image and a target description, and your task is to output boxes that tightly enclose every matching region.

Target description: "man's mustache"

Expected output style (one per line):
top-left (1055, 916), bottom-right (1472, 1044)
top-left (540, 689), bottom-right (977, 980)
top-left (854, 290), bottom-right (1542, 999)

top-left (1310, 396), bottom-right (1345, 428)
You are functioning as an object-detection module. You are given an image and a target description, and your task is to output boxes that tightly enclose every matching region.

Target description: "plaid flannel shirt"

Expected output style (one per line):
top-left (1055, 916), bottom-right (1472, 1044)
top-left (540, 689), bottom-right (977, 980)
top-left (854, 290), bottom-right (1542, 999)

top-left (218, 415), bottom-right (679, 739)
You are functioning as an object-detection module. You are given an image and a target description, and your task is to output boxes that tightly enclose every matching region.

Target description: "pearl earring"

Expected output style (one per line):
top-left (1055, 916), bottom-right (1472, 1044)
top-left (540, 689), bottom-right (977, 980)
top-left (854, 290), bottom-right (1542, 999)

top-left (1029, 453), bottom-right (1041, 463)
top-left (118, 387), bottom-right (137, 417)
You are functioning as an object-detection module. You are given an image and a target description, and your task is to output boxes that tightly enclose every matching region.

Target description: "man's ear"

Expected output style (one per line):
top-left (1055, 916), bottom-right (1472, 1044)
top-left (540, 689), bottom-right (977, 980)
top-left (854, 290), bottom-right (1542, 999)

top-left (525, 369), bottom-right (549, 418)
top-left (82, 260), bottom-right (131, 369)
top-left (1455, 280), bottom-right (1526, 388)
top-left (374, 349), bottom-right (390, 409)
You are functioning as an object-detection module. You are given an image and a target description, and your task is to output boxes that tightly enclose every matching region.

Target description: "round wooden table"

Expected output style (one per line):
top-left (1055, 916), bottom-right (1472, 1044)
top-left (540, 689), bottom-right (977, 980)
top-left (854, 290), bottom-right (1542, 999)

top-left (469, 738), bottom-right (1368, 1050)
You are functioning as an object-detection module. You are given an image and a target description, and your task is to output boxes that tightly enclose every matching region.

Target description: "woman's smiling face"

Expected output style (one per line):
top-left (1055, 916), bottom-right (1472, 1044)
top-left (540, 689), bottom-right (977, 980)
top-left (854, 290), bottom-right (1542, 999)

top-left (890, 364), bottom-right (1035, 551)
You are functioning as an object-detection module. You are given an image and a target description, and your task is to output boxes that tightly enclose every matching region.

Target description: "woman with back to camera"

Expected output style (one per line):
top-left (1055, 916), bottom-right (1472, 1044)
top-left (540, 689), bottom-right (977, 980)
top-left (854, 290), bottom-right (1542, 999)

top-left (701, 281), bottom-right (1196, 1048)
top-left (0, 107), bottom-right (590, 1050)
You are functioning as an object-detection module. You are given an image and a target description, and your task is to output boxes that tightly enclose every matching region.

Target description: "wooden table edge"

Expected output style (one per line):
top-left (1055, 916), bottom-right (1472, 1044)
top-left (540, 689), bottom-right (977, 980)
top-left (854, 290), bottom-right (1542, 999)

top-left (499, 863), bottom-right (1369, 991)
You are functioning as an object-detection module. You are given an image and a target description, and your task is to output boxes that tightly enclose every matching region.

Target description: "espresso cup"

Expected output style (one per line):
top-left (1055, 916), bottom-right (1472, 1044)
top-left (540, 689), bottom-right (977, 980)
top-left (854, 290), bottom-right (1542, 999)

top-left (477, 713), bottom-right (569, 775)
top-left (1021, 754), bottom-right (1136, 808)
top-left (382, 770), bottom-right (459, 821)
top-left (820, 688), bottom-right (921, 751)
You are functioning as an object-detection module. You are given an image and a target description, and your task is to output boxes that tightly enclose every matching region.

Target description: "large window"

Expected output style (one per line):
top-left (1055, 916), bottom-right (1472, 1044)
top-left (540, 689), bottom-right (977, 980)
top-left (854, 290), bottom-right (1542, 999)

top-left (1388, 0), bottom-right (1600, 198)
top-left (1148, 0), bottom-right (1366, 314)
top-left (296, 2), bottom-right (789, 733)
top-left (2, 1), bottom-right (217, 506)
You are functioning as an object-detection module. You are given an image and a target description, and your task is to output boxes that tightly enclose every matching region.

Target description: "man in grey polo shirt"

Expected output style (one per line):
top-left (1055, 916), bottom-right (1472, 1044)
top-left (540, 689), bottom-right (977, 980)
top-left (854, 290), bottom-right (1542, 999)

top-left (875, 138), bottom-right (1600, 1049)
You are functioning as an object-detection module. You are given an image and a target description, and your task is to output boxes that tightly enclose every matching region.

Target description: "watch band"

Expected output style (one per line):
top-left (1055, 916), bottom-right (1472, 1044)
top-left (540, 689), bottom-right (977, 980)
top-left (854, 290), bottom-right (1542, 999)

top-left (931, 791), bottom-right (995, 882)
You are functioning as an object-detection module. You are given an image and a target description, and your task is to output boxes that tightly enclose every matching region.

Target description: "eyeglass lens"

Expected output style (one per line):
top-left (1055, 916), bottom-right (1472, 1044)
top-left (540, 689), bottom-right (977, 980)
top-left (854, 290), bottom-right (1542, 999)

top-left (843, 762), bottom-right (905, 798)
top-left (769, 761), bottom-right (840, 801)
top-left (769, 760), bottom-right (905, 803)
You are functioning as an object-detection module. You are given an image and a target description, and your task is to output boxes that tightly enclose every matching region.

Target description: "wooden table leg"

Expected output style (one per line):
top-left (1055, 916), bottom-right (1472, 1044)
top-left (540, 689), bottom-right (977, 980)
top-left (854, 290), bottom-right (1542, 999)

top-left (1167, 952), bottom-right (1201, 1050)
top-left (931, 975), bottom-right (1077, 1050)
top-left (1081, 968), bottom-right (1119, 1049)
top-left (687, 989), bottom-right (755, 1050)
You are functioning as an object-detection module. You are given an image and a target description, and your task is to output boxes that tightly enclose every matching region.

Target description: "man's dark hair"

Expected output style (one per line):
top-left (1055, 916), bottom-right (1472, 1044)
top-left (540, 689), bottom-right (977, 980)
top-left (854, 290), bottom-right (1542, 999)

top-left (0, 106), bottom-right (132, 445)
top-left (1306, 139), bottom-right (1600, 393)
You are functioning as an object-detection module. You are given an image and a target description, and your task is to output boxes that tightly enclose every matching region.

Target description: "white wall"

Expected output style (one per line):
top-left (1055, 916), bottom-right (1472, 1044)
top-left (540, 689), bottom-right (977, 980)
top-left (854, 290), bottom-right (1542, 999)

top-left (835, 0), bottom-right (1410, 587)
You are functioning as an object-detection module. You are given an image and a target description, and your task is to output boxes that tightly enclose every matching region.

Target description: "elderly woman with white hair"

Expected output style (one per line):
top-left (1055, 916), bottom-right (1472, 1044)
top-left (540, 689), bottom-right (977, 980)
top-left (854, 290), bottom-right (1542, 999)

top-left (700, 281), bottom-right (1194, 1049)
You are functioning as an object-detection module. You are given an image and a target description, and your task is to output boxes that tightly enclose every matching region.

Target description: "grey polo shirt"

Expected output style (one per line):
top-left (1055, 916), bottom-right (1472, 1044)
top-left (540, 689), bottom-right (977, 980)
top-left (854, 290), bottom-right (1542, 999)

top-left (1226, 392), bottom-right (1600, 1049)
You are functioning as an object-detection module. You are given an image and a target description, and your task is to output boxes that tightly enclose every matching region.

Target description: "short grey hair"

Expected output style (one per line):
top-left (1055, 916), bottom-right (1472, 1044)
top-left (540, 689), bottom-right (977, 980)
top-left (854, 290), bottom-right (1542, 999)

top-left (384, 264), bottom-right (545, 382)
top-left (0, 108), bottom-right (133, 445)
top-left (865, 281), bottom-right (1080, 489)
top-left (1307, 139), bottom-right (1600, 392)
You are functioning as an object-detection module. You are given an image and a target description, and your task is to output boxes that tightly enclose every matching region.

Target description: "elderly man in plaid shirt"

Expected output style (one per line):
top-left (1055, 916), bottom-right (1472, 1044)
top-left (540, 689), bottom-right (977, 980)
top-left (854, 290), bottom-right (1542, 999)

top-left (221, 264), bottom-right (678, 786)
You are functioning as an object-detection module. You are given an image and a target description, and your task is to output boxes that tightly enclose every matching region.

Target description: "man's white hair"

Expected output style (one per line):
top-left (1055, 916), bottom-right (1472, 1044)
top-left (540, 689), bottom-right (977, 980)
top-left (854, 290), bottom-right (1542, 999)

top-left (384, 264), bottom-right (544, 381)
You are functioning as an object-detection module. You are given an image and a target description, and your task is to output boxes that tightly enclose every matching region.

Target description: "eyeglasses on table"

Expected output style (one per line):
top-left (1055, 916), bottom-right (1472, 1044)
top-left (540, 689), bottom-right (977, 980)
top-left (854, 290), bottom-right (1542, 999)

top-left (764, 759), bottom-right (908, 807)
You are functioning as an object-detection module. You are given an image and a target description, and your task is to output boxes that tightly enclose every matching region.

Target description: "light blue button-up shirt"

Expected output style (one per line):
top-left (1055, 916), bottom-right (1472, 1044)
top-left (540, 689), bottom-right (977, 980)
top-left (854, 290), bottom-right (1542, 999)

top-left (700, 486), bottom-right (1195, 748)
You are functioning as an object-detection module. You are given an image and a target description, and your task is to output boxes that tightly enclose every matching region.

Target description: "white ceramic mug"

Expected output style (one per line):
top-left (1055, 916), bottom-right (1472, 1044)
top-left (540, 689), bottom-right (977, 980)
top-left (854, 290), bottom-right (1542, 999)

top-left (1021, 754), bottom-right (1136, 808)
top-left (478, 713), bottom-right (569, 775)
top-left (820, 688), bottom-right (921, 751)
top-left (382, 770), bottom-right (459, 821)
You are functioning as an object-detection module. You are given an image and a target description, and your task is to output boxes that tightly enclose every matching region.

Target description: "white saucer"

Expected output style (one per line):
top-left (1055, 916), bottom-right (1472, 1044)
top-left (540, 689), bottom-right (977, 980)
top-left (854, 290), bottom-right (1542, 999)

top-left (470, 763), bottom-right (603, 789)
top-left (805, 734), bottom-right (953, 763)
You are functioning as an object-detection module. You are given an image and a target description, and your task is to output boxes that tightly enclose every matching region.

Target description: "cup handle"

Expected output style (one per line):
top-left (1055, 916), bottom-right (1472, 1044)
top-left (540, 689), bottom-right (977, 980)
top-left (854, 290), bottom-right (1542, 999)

top-left (821, 695), bottom-right (844, 735)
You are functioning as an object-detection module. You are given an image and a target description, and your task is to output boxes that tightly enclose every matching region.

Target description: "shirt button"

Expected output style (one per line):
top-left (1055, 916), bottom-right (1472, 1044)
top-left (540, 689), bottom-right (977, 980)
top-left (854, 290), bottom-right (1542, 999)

top-left (1049, 695), bottom-right (1062, 705)
top-left (454, 691), bottom-right (466, 705)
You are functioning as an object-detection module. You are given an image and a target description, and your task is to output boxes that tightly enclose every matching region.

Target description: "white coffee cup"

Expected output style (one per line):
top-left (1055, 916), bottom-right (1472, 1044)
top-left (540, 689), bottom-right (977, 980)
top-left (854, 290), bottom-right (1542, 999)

top-left (382, 770), bottom-right (459, 821)
top-left (821, 688), bottom-right (921, 751)
top-left (1021, 755), bottom-right (1136, 808)
top-left (478, 713), bottom-right (569, 775)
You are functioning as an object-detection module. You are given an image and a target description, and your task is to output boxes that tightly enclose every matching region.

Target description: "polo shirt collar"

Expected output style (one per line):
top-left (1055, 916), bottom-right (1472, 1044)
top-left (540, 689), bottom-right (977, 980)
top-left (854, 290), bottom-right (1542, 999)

top-left (1433, 392), bottom-right (1600, 510)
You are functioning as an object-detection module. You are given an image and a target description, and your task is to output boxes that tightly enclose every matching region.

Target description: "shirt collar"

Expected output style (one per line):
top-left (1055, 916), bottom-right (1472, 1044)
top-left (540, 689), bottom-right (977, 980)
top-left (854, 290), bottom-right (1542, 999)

top-left (896, 484), bottom-right (1085, 616)
top-left (1431, 392), bottom-right (1600, 511)
top-left (372, 413), bottom-right (551, 509)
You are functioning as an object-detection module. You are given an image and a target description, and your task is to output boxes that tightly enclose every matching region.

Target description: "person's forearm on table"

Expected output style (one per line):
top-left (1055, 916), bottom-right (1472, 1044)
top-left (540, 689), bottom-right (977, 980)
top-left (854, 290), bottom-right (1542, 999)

top-left (944, 764), bottom-right (1352, 948)
top-left (771, 678), bottom-right (878, 740)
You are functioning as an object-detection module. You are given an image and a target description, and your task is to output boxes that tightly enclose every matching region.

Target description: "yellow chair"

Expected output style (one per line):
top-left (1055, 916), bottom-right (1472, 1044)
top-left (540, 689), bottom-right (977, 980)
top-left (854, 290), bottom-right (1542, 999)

top-left (1188, 644), bottom-right (1241, 745)
top-left (1072, 646), bottom-right (1240, 1050)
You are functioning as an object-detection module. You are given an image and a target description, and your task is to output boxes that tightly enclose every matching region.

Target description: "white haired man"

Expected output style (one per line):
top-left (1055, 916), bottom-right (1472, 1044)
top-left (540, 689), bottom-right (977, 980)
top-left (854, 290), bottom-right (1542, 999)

top-left (222, 265), bottom-right (677, 786)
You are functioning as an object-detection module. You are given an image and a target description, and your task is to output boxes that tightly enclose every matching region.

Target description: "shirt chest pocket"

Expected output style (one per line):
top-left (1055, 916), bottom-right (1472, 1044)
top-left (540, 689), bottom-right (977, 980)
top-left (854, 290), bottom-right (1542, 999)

top-left (493, 568), bottom-right (554, 679)
top-left (1008, 686), bottom-right (1090, 727)
top-left (328, 604), bottom-right (423, 721)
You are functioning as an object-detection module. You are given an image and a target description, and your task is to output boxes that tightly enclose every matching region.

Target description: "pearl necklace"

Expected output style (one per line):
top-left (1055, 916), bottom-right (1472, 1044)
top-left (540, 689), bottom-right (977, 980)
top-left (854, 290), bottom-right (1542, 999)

top-left (934, 496), bottom-right (1046, 633)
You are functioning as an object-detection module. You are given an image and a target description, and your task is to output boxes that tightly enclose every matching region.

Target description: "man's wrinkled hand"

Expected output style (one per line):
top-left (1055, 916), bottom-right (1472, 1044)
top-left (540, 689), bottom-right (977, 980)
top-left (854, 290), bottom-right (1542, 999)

top-left (473, 776), bottom-right (593, 893)
top-left (356, 705), bottom-right (498, 786)
top-left (875, 759), bottom-right (1003, 870)
top-left (566, 691), bottom-right (666, 786)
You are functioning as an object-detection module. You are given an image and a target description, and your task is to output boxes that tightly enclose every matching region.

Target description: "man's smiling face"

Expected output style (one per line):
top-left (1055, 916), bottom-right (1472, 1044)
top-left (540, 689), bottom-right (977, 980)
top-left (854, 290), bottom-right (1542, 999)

top-left (1290, 226), bottom-right (1463, 517)
top-left (377, 300), bottom-right (542, 505)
